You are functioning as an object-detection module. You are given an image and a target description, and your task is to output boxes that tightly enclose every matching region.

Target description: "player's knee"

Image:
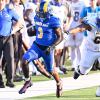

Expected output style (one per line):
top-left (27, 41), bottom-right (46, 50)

top-left (22, 58), bottom-right (29, 66)
top-left (48, 71), bottom-right (53, 75)
top-left (79, 66), bottom-right (89, 75)
top-left (49, 70), bottom-right (56, 75)
top-left (75, 65), bottom-right (85, 75)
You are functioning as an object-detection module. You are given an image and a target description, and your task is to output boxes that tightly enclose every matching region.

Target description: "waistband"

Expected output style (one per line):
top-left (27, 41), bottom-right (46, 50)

top-left (34, 41), bottom-right (48, 50)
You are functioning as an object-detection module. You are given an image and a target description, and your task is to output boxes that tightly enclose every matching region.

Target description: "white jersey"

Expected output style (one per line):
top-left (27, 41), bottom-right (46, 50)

top-left (83, 11), bottom-right (100, 52)
top-left (51, 5), bottom-right (66, 49)
top-left (74, 4), bottom-right (100, 75)
top-left (51, 5), bottom-right (66, 29)
top-left (65, 0), bottom-right (85, 47)
top-left (70, 0), bottom-right (85, 28)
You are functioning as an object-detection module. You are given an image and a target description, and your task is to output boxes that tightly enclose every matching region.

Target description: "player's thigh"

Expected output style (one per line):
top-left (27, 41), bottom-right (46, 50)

top-left (64, 34), bottom-right (75, 47)
top-left (80, 49), bottom-right (98, 69)
top-left (75, 33), bottom-right (83, 46)
top-left (23, 43), bottom-right (41, 62)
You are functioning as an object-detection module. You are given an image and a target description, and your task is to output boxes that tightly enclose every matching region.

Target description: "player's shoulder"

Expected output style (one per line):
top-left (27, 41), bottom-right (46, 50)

top-left (84, 7), bottom-right (91, 10)
top-left (81, 6), bottom-right (91, 13)
top-left (34, 15), bottom-right (38, 21)
top-left (50, 15), bottom-right (60, 22)
top-left (6, 3), bottom-right (14, 10)
top-left (77, 0), bottom-right (85, 6)
top-left (5, 4), bottom-right (15, 14)
top-left (96, 6), bottom-right (100, 11)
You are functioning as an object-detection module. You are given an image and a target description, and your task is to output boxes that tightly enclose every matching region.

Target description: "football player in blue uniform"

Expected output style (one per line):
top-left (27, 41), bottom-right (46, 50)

top-left (19, 1), bottom-right (63, 98)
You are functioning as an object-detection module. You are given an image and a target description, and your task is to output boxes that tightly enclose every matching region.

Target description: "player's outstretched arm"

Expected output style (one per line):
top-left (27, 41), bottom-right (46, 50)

top-left (65, 23), bottom-right (92, 35)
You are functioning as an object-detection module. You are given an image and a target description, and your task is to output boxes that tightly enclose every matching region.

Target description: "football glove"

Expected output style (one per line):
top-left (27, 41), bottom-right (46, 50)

top-left (45, 46), bottom-right (54, 55)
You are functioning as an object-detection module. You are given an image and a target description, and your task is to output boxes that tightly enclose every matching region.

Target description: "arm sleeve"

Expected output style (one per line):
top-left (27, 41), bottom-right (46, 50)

top-left (67, 3), bottom-right (73, 17)
top-left (10, 9), bottom-right (20, 21)
top-left (50, 17), bottom-right (61, 28)
top-left (80, 7), bottom-right (87, 19)
top-left (63, 2), bottom-right (73, 18)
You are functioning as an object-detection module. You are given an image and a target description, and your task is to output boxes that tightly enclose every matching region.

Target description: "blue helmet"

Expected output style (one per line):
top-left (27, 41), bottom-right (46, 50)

top-left (36, 1), bottom-right (52, 19)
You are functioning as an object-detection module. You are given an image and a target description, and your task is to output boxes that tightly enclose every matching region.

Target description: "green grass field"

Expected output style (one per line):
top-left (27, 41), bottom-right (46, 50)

top-left (15, 59), bottom-right (100, 100)
top-left (16, 70), bottom-right (100, 100)
top-left (14, 59), bottom-right (100, 85)
top-left (22, 86), bottom-right (100, 100)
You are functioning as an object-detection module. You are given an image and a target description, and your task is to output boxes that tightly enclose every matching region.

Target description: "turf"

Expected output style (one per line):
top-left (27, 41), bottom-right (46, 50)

top-left (22, 86), bottom-right (100, 100)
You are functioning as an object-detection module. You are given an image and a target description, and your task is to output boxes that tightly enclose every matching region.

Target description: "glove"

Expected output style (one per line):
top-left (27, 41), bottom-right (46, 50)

top-left (65, 31), bottom-right (70, 35)
top-left (63, 31), bottom-right (70, 40)
top-left (45, 46), bottom-right (54, 55)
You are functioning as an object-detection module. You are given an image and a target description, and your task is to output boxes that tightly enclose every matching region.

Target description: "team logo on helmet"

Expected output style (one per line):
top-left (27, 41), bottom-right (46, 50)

top-left (36, 1), bottom-right (52, 19)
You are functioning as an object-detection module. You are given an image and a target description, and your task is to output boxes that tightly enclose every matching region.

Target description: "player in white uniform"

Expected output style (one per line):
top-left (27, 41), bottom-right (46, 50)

top-left (50, 0), bottom-right (68, 74)
top-left (65, 2), bottom-right (100, 80)
top-left (95, 0), bottom-right (100, 97)
top-left (65, 0), bottom-right (85, 70)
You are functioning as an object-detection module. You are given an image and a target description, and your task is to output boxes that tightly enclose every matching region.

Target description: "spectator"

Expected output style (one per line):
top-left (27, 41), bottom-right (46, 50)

top-left (64, 0), bottom-right (85, 71)
top-left (50, 0), bottom-right (73, 74)
top-left (61, 0), bottom-right (73, 71)
top-left (0, 0), bottom-right (22, 88)
top-left (10, 0), bottom-right (25, 82)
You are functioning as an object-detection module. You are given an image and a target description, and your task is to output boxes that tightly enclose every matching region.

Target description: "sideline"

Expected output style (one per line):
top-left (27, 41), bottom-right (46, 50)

top-left (0, 73), bottom-right (100, 100)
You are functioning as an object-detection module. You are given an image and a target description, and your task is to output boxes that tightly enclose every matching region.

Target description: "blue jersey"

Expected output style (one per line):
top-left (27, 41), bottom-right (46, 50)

top-left (80, 6), bottom-right (100, 36)
top-left (80, 6), bottom-right (100, 19)
top-left (0, 6), bottom-right (20, 36)
top-left (34, 15), bottom-right (61, 46)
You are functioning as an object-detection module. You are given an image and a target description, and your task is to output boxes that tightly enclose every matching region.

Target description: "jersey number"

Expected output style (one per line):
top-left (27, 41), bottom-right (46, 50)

top-left (38, 27), bottom-right (43, 38)
top-left (74, 11), bottom-right (79, 22)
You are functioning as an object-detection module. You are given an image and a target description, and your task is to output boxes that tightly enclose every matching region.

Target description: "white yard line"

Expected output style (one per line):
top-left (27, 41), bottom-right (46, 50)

top-left (0, 73), bottom-right (100, 100)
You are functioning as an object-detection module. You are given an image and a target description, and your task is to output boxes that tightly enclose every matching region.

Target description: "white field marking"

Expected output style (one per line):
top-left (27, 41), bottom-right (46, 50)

top-left (0, 73), bottom-right (100, 100)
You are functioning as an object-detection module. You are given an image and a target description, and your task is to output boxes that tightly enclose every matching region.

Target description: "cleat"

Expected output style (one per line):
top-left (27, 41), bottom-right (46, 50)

top-left (19, 80), bottom-right (32, 94)
top-left (0, 81), bottom-right (5, 88)
top-left (6, 81), bottom-right (15, 88)
top-left (56, 80), bottom-right (63, 98)
top-left (73, 71), bottom-right (80, 79)
top-left (60, 67), bottom-right (67, 74)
